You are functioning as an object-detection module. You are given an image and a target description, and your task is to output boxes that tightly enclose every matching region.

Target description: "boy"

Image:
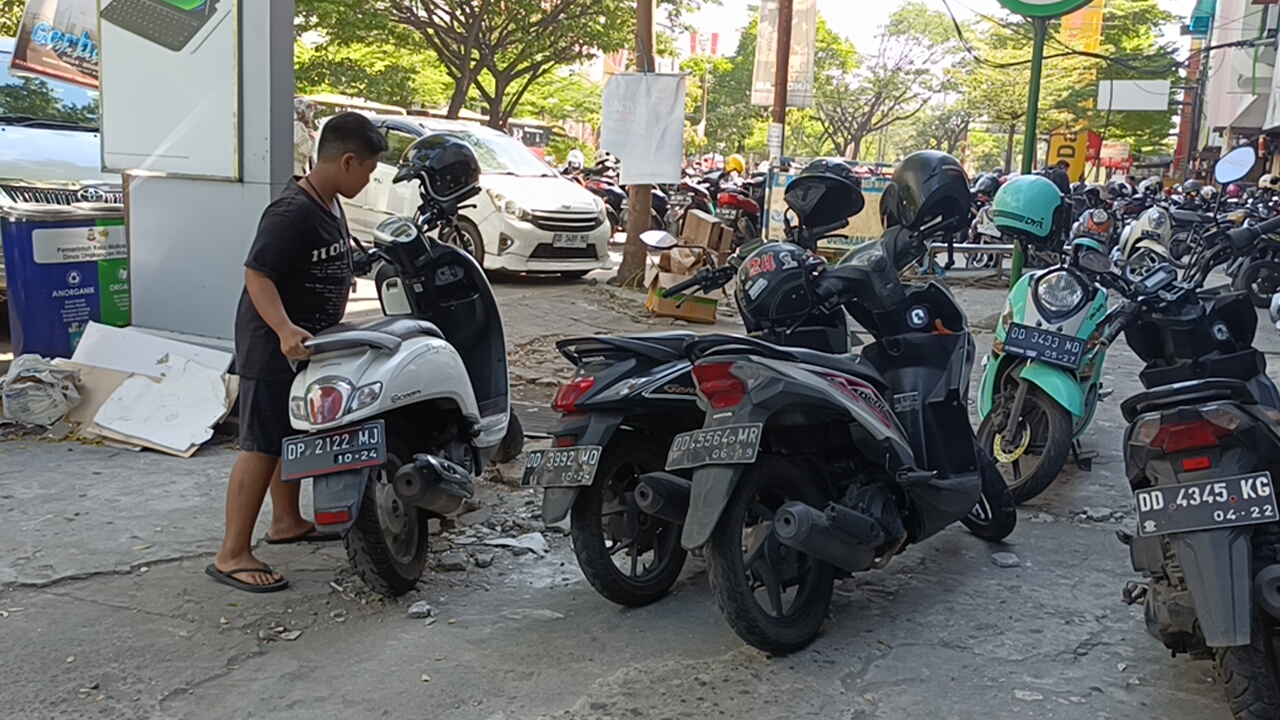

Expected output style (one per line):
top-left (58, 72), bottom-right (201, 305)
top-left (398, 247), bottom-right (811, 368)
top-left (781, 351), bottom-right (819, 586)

top-left (207, 112), bottom-right (388, 592)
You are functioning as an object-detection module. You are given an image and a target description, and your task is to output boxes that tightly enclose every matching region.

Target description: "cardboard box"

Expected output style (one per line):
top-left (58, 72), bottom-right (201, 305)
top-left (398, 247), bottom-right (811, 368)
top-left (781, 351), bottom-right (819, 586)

top-left (644, 267), bottom-right (719, 324)
top-left (679, 209), bottom-right (723, 249)
top-left (713, 223), bottom-right (736, 253)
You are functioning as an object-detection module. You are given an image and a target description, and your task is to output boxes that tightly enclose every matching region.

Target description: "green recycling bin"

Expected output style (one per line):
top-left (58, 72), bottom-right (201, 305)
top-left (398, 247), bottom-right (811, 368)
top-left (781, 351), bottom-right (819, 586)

top-left (2, 203), bottom-right (130, 358)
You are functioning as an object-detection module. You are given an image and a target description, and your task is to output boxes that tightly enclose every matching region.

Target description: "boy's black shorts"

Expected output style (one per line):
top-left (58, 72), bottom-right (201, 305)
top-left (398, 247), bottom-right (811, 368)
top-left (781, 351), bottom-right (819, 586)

top-left (238, 378), bottom-right (294, 458)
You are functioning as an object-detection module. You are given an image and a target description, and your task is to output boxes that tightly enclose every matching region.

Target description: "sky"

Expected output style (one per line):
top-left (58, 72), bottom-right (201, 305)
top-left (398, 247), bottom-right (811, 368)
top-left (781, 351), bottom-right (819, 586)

top-left (684, 0), bottom-right (1196, 58)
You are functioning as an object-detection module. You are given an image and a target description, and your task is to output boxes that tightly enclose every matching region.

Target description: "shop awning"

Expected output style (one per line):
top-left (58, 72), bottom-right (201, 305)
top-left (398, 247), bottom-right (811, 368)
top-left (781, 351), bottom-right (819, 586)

top-left (1189, 0), bottom-right (1216, 37)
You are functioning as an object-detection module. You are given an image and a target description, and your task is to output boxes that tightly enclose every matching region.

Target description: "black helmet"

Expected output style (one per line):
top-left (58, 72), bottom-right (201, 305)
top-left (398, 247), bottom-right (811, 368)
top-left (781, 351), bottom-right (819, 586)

top-left (396, 134), bottom-right (481, 204)
top-left (783, 158), bottom-right (865, 230)
top-left (884, 151), bottom-right (970, 232)
top-left (972, 173), bottom-right (1001, 198)
top-left (1182, 179), bottom-right (1203, 196)
top-left (735, 242), bottom-right (814, 330)
top-left (990, 167), bottom-right (1006, 177)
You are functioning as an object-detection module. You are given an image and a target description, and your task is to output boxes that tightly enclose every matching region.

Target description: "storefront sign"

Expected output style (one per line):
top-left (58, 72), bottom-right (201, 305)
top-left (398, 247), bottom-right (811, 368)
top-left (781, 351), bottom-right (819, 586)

top-left (100, 0), bottom-right (240, 179)
top-left (9, 0), bottom-right (100, 89)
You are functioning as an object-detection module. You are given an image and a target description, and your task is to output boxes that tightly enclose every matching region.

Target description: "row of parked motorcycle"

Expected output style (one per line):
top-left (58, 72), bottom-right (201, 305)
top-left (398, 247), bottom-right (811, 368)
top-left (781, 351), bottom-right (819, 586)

top-left (559, 150), bottom-right (766, 249)
top-left (522, 146), bottom-right (1280, 720)
top-left (276, 130), bottom-right (1280, 720)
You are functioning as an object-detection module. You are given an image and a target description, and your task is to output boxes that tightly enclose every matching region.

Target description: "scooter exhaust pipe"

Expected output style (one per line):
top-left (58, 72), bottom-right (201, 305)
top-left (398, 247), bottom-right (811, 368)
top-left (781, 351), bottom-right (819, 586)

top-left (393, 454), bottom-right (475, 516)
top-left (773, 502), bottom-right (887, 573)
top-left (634, 472), bottom-right (691, 525)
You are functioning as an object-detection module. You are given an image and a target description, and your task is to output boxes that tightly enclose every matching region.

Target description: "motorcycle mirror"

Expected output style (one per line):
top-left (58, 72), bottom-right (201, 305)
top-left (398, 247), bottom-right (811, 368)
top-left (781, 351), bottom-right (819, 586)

top-left (1077, 248), bottom-right (1112, 274)
top-left (1215, 146), bottom-right (1257, 185)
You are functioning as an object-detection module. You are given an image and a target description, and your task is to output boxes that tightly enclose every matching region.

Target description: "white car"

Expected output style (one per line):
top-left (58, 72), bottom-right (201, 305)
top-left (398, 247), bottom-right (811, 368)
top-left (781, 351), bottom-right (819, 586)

top-left (326, 115), bottom-right (610, 276)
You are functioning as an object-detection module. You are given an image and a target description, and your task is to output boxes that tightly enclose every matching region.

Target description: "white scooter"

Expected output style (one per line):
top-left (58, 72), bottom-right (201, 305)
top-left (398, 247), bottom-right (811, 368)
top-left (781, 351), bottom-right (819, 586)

top-left (281, 176), bottom-right (519, 596)
top-left (1114, 205), bottom-right (1172, 280)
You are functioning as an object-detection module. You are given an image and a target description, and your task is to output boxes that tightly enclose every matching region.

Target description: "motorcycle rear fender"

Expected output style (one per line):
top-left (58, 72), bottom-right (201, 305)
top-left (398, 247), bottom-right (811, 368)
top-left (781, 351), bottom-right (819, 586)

top-left (1172, 528), bottom-right (1254, 647)
top-left (540, 411), bottom-right (626, 525)
top-left (680, 405), bottom-right (772, 551)
top-left (1018, 361), bottom-right (1086, 418)
top-left (311, 470), bottom-right (368, 535)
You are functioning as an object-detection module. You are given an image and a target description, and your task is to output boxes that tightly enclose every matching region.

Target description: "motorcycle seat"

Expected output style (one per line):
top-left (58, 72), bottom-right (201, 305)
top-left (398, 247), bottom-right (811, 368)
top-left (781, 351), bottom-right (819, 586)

top-left (1120, 378), bottom-right (1257, 422)
top-left (320, 317), bottom-right (445, 341)
top-left (1170, 209), bottom-right (1216, 226)
top-left (784, 347), bottom-right (889, 391)
top-left (557, 332), bottom-right (697, 362)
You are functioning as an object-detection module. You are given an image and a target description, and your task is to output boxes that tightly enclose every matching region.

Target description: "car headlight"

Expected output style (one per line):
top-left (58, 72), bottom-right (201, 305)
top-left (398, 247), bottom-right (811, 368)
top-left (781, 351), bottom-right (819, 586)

top-left (489, 192), bottom-right (532, 222)
top-left (592, 195), bottom-right (607, 222)
top-left (1034, 270), bottom-right (1086, 315)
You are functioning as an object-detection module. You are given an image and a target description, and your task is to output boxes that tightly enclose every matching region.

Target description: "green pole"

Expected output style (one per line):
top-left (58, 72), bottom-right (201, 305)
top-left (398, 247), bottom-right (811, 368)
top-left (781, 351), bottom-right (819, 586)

top-left (1009, 16), bottom-right (1048, 284)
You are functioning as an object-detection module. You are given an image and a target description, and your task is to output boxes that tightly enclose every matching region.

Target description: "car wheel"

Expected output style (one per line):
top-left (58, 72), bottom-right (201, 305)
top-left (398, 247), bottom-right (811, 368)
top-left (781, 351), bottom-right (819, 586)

top-left (442, 218), bottom-right (486, 268)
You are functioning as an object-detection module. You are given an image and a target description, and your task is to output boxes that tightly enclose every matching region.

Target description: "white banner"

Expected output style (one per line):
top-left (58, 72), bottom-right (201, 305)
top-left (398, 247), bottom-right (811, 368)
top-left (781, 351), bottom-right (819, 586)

top-left (99, 0), bottom-right (240, 179)
top-left (750, 0), bottom-right (817, 109)
top-left (599, 73), bottom-right (686, 185)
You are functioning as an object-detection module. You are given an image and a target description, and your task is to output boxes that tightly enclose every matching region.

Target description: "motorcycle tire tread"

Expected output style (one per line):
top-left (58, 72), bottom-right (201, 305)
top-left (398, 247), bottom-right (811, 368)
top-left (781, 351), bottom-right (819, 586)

top-left (1215, 524), bottom-right (1280, 720)
top-left (708, 455), bottom-right (835, 655)
top-left (570, 433), bottom-right (688, 608)
top-left (344, 440), bottom-right (429, 598)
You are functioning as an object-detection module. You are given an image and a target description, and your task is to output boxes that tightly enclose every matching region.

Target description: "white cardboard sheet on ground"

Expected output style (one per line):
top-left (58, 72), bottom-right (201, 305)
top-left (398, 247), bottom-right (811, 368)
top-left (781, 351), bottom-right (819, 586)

top-left (71, 322), bottom-right (233, 378)
top-left (89, 354), bottom-right (235, 456)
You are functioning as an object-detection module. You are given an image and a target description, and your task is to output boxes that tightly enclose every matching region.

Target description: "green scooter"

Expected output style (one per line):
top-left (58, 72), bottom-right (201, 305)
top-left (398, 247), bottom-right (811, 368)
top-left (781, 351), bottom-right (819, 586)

top-left (976, 175), bottom-right (1118, 503)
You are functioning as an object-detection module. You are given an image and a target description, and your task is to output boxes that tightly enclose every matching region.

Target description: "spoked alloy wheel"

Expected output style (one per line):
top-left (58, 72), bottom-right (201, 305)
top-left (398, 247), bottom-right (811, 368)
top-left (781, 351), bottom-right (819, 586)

top-left (570, 435), bottom-right (688, 607)
top-left (977, 386), bottom-right (1073, 504)
top-left (708, 456), bottom-right (835, 655)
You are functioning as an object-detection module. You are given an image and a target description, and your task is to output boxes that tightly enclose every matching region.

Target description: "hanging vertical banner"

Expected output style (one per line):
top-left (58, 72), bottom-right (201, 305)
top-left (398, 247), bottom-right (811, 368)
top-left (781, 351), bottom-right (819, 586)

top-left (1060, 0), bottom-right (1105, 53)
top-left (750, 0), bottom-right (818, 108)
top-left (599, 73), bottom-right (687, 185)
top-left (1047, 128), bottom-right (1091, 181)
top-left (9, 0), bottom-right (101, 89)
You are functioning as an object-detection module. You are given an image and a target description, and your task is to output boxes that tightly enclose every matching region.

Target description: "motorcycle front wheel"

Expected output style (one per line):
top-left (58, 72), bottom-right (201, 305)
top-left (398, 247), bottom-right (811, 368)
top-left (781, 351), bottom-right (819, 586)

top-left (708, 455), bottom-right (835, 655)
top-left (569, 433), bottom-right (687, 607)
top-left (977, 386), bottom-right (1073, 504)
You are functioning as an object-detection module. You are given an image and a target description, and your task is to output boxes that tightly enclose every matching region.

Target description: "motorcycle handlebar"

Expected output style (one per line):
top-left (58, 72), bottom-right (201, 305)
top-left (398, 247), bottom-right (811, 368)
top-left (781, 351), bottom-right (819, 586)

top-left (1098, 302), bottom-right (1140, 348)
top-left (1227, 214), bottom-right (1280, 251)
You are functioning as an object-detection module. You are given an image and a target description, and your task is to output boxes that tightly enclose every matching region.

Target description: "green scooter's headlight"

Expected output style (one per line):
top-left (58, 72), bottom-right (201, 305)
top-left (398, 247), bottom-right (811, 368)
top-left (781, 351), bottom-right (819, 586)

top-left (1034, 269), bottom-right (1086, 315)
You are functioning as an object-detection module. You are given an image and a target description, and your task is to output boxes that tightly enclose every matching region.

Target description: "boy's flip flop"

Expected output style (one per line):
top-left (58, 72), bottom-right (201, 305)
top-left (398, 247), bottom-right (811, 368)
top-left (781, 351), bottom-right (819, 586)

top-left (205, 564), bottom-right (289, 593)
top-left (263, 528), bottom-right (342, 545)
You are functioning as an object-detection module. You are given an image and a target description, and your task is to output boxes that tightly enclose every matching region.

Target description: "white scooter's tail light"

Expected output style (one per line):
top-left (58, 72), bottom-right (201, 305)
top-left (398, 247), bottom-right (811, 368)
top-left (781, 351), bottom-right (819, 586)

top-left (290, 396), bottom-right (308, 421)
top-left (348, 383), bottom-right (383, 413)
top-left (306, 379), bottom-right (353, 425)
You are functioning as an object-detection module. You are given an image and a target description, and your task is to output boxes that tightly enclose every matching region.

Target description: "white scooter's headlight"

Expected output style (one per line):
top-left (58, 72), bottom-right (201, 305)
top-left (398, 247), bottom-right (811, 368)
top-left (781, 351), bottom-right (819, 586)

top-left (348, 382), bottom-right (383, 413)
top-left (1148, 209), bottom-right (1168, 231)
top-left (1034, 269), bottom-right (1086, 315)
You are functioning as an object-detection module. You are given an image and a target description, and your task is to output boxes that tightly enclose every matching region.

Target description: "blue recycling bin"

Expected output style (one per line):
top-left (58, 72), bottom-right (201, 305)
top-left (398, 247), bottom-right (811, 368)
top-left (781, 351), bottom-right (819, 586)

top-left (2, 204), bottom-right (130, 358)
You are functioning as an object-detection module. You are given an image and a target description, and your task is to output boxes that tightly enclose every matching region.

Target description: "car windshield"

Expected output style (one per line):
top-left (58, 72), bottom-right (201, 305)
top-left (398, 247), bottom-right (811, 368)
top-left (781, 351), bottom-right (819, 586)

top-left (438, 128), bottom-right (554, 178)
top-left (0, 48), bottom-right (99, 129)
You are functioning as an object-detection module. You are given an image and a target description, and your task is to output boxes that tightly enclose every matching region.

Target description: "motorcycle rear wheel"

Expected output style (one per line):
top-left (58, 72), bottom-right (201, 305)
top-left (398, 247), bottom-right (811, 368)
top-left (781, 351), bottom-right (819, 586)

top-left (708, 455), bottom-right (835, 655)
top-left (570, 434), bottom-right (688, 607)
top-left (345, 440), bottom-right (429, 597)
top-left (1232, 259), bottom-right (1280, 308)
top-left (1214, 525), bottom-right (1280, 720)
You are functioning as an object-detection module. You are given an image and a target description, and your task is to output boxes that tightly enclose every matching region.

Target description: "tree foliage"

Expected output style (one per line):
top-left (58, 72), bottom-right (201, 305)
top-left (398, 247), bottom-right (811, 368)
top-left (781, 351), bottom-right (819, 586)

top-left (0, 0), bottom-right (21, 38)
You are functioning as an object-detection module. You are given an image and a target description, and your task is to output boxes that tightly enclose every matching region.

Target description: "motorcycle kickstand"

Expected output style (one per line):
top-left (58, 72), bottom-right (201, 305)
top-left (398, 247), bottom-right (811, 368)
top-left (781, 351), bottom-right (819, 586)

top-left (1070, 440), bottom-right (1097, 472)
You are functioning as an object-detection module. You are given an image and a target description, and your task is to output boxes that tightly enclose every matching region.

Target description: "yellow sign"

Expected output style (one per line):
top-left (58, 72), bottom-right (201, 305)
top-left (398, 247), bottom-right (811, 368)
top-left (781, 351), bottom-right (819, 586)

top-left (1060, 0), bottom-right (1105, 54)
top-left (1047, 129), bottom-right (1089, 182)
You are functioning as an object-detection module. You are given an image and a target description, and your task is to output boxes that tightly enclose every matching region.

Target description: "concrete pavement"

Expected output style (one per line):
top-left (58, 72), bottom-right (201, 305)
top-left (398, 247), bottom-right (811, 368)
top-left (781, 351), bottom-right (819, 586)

top-left (2, 272), bottom-right (1276, 719)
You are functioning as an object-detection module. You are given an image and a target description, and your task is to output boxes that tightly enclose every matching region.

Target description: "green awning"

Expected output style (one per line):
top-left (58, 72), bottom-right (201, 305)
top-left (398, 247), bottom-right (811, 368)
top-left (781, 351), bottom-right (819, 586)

top-left (1189, 0), bottom-right (1216, 37)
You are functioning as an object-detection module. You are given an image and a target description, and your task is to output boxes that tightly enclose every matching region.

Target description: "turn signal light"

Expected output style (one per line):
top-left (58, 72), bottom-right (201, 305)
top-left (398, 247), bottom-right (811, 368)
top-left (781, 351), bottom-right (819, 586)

top-left (315, 509), bottom-right (351, 525)
top-left (692, 362), bottom-right (747, 409)
top-left (553, 376), bottom-right (596, 413)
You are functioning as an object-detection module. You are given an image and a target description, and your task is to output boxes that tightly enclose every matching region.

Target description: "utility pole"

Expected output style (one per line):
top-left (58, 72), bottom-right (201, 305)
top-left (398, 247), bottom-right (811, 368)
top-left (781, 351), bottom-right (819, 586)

top-left (1009, 16), bottom-right (1047, 284)
top-left (616, 0), bottom-right (656, 287)
top-left (767, 0), bottom-right (793, 162)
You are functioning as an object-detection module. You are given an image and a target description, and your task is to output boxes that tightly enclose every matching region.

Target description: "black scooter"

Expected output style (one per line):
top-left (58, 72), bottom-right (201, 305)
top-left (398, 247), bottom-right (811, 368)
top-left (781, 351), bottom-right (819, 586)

top-left (1081, 216), bottom-right (1280, 720)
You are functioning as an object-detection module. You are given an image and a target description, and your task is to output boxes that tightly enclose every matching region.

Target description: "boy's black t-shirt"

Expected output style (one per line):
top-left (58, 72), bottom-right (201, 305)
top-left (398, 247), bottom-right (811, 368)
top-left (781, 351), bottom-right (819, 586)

top-left (234, 179), bottom-right (352, 380)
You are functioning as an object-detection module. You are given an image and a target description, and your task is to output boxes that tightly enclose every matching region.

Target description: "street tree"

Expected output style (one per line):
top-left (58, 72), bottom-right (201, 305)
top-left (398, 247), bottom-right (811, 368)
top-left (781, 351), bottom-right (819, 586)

top-left (0, 1), bottom-right (20, 38)
top-left (813, 2), bottom-right (958, 160)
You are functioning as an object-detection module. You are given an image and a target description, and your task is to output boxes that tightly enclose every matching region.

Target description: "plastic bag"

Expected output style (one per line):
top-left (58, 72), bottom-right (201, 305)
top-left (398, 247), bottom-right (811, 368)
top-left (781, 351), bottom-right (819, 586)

top-left (0, 355), bottom-right (81, 426)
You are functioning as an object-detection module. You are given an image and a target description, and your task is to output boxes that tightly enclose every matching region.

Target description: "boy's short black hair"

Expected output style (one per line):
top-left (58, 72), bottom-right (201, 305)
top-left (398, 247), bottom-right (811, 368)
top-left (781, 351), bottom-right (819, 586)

top-left (317, 112), bottom-right (388, 161)
top-left (1055, 160), bottom-right (1070, 169)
